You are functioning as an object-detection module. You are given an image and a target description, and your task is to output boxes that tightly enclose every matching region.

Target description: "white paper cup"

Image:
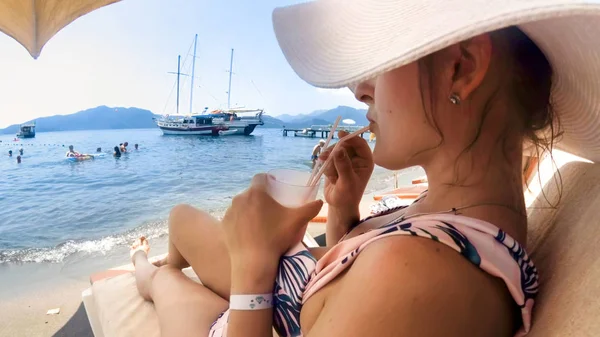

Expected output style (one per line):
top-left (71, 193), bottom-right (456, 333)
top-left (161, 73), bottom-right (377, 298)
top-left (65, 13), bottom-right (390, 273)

top-left (266, 169), bottom-right (320, 208)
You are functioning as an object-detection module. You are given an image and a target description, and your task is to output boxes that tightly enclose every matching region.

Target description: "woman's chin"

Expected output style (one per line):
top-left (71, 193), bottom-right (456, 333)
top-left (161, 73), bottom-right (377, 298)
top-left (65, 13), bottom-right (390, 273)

top-left (372, 148), bottom-right (393, 169)
top-left (373, 147), bottom-right (410, 171)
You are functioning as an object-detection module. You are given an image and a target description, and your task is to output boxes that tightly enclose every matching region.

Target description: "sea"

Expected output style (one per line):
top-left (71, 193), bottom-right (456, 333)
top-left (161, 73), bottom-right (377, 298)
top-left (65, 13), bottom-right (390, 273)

top-left (0, 128), bottom-right (424, 298)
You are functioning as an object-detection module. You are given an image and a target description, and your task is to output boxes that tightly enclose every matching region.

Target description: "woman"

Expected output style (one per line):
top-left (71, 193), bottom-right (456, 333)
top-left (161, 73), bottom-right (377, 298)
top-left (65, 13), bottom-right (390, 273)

top-left (129, 1), bottom-right (598, 336)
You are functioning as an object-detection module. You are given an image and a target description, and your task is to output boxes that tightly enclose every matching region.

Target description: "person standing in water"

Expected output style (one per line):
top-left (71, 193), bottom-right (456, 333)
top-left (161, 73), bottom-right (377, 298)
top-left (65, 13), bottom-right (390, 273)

top-left (311, 139), bottom-right (326, 168)
top-left (134, 144), bottom-right (139, 150)
top-left (16, 155), bottom-right (21, 164)
top-left (18, 148), bottom-right (23, 155)
top-left (120, 142), bottom-right (128, 153)
top-left (8, 150), bottom-right (12, 157)
top-left (114, 146), bottom-right (122, 158)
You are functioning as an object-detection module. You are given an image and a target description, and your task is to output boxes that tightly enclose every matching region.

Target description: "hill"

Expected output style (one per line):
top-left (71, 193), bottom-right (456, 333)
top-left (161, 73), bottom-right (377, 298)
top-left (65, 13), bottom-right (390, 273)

top-left (1, 106), bottom-right (158, 134)
top-left (276, 106), bottom-right (368, 126)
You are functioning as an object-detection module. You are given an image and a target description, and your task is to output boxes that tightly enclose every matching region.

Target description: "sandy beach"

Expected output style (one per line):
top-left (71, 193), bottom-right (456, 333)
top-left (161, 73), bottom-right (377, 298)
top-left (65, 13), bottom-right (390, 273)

top-left (0, 278), bottom-right (93, 336)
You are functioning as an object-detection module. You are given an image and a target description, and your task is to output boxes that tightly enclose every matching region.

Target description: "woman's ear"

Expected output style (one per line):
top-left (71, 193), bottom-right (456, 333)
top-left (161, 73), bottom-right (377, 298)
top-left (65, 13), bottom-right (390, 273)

top-left (451, 34), bottom-right (492, 101)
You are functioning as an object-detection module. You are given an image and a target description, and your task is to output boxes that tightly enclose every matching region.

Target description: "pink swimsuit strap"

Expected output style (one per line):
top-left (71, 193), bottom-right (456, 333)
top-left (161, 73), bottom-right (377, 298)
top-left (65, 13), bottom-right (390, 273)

top-left (302, 213), bottom-right (537, 337)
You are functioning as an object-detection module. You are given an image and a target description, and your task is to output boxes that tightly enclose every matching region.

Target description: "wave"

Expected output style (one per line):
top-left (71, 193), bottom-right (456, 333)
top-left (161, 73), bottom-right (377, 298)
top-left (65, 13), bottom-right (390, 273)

top-left (0, 218), bottom-right (173, 264)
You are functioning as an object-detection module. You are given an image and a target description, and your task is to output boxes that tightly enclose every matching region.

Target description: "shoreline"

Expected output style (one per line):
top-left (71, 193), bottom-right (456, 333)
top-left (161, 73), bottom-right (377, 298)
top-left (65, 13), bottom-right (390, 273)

top-left (0, 168), bottom-right (424, 298)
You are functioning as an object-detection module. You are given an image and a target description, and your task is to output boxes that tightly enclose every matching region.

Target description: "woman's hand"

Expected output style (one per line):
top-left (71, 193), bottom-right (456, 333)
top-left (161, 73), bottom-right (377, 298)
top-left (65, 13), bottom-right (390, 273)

top-left (319, 130), bottom-right (374, 210)
top-left (222, 174), bottom-right (323, 291)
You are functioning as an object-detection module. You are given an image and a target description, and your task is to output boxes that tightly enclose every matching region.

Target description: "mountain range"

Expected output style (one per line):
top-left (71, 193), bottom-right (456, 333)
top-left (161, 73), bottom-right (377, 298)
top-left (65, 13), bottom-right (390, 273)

top-left (1, 105), bottom-right (368, 134)
top-left (1, 106), bottom-right (159, 134)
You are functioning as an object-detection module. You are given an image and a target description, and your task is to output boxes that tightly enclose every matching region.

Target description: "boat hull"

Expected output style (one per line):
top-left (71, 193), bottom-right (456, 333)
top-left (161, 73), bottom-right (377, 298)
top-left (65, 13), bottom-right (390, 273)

top-left (217, 124), bottom-right (260, 136)
top-left (159, 128), bottom-right (217, 135)
top-left (157, 123), bottom-right (262, 136)
top-left (157, 121), bottom-right (222, 135)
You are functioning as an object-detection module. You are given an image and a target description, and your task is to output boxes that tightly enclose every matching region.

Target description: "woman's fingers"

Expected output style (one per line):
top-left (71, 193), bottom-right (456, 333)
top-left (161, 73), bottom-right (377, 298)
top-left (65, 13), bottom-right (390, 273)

top-left (250, 173), bottom-right (269, 190)
top-left (338, 130), bottom-right (350, 139)
top-left (318, 144), bottom-right (335, 161)
top-left (317, 132), bottom-right (372, 183)
top-left (338, 133), bottom-right (372, 160)
top-left (322, 156), bottom-right (339, 182)
top-left (333, 148), bottom-right (354, 181)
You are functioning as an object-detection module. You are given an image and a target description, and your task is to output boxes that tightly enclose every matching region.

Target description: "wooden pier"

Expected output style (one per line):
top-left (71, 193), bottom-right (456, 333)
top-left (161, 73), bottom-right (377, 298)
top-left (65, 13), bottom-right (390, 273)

top-left (282, 125), bottom-right (368, 139)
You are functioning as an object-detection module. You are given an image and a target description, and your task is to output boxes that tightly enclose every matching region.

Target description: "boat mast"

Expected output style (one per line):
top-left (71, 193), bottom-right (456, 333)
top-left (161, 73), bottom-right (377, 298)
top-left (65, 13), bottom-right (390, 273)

top-left (227, 48), bottom-right (234, 110)
top-left (176, 55), bottom-right (181, 114)
top-left (190, 34), bottom-right (198, 114)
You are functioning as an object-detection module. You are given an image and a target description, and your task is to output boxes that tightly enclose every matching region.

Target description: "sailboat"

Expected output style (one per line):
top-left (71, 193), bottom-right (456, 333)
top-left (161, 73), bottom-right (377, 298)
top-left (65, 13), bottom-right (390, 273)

top-left (155, 37), bottom-right (264, 136)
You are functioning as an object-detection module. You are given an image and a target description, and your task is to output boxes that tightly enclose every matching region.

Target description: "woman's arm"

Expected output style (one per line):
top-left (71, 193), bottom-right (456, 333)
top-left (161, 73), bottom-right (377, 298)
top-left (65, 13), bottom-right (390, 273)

top-left (326, 205), bottom-right (360, 245)
top-left (226, 260), bottom-right (278, 337)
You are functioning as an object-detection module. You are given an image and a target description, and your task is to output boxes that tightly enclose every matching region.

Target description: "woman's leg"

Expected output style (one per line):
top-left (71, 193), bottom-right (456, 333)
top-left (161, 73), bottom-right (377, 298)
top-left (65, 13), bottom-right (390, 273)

top-left (156, 204), bottom-right (232, 300)
top-left (132, 239), bottom-right (229, 337)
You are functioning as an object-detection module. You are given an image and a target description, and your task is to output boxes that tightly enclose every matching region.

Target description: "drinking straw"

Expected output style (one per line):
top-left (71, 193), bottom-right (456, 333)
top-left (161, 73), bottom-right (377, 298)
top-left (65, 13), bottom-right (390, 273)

top-left (309, 125), bottom-right (370, 186)
top-left (308, 116), bottom-right (342, 185)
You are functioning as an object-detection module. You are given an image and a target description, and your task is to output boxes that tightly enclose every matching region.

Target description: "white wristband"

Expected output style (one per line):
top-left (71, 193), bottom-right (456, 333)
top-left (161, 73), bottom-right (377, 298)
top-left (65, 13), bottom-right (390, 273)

top-left (229, 293), bottom-right (273, 310)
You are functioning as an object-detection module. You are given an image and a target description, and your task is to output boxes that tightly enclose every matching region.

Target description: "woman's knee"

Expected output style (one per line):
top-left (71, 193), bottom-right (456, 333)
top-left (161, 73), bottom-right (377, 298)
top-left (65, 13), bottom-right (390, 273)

top-left (168, 204), bottom-right (219, 236)
top-left (169, 204), bottom-right (199, 228)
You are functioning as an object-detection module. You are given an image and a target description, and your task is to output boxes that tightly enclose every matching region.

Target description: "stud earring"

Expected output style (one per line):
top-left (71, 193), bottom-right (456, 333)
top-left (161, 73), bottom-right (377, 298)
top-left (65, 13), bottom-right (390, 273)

top-left (449, 93), bottom-right (461, 105)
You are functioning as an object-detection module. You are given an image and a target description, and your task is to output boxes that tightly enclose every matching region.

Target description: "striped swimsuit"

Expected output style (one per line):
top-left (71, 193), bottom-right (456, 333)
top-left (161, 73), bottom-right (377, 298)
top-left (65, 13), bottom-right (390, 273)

top-left (208, 206), bottom-right (538, 337)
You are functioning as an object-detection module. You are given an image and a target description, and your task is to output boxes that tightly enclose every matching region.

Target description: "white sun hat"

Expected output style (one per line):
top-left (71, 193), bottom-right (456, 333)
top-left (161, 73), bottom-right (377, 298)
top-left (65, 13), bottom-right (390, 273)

top-left (272, 0), bottom-right (600, 162)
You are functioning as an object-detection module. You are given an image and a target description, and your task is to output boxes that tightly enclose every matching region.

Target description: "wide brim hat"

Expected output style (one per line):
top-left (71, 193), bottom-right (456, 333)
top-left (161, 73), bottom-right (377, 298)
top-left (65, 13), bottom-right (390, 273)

top-left (272, 0), bottom-right (600, 162)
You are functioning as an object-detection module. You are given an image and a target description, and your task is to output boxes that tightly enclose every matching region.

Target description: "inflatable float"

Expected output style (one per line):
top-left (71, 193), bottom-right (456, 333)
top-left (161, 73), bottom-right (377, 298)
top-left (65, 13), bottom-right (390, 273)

top-left (66, 153), bottom-right (105, 162)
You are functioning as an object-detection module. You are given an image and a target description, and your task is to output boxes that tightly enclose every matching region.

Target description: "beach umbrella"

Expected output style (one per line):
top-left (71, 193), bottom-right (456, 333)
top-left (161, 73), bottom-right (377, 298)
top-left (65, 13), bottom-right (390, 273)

top-left (342, 118), bottom-right (356, 125)
top-left (0, 0), bottom-right (121, 59)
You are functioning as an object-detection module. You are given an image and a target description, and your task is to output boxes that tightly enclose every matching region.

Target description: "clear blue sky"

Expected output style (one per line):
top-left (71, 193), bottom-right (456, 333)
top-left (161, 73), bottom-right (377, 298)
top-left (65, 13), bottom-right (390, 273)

top-left (0, 0), bottom-right (365, 128)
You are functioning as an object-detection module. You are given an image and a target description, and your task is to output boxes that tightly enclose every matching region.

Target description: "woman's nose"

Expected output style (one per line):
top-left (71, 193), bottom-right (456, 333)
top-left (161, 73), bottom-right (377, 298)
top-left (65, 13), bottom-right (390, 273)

top-left (353, 80), bottom-right (375, 105)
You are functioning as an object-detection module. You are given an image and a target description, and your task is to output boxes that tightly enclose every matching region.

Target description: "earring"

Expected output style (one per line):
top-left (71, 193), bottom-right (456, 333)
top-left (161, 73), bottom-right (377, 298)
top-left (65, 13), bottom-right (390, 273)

top-left (449, 93), bottom-right (461, 105)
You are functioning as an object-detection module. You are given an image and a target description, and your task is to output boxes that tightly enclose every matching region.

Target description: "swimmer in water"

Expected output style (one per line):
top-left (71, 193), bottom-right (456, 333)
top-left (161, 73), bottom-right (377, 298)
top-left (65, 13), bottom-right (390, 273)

top-left (114, 146), bottom-right (122, 158)
top-left (134, 143), bottom-right (139, 150)
top-left (8, 150), bottom-right (12, 157)
top-left (19, 148), bottom-right (23, 155)
top-left (65, 145), bottom-right (81, 158)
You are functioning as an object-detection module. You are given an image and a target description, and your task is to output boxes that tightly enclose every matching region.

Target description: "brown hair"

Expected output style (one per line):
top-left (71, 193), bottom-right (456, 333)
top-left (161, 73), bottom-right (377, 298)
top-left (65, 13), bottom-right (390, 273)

top-left (417, 26), bottom-right (562, 205)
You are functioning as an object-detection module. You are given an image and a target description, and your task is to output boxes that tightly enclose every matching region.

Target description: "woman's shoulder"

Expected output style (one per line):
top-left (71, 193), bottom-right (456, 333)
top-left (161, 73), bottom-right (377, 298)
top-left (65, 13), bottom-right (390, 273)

top-left (315, 235), bottom-right (515, 336)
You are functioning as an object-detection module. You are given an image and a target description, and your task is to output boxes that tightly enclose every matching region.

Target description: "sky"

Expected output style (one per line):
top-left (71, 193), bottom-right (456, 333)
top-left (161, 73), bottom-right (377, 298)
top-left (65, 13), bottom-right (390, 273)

top-left (0, 0), bottom-right (366, 128)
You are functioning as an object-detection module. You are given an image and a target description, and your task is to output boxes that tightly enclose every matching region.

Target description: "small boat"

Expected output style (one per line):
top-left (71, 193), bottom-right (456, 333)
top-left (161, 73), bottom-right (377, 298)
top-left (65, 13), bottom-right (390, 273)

top-left (218, 129), bottom-right (239, 136)
top-left (294, 129), bottom-right (316, 138)
top-left (16, 123), bottom-right (36, 138)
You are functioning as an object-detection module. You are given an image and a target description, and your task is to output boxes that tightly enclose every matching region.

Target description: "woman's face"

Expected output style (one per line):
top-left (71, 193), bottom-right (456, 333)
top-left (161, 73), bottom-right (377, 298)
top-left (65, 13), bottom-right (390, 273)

top-left (354, 62), bottom-right (443, 170)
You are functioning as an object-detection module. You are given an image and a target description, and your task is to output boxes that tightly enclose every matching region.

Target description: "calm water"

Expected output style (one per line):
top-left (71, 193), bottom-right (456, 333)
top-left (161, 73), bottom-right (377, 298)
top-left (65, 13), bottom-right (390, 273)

top-left (0, 128), bottom-right (423, 264)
